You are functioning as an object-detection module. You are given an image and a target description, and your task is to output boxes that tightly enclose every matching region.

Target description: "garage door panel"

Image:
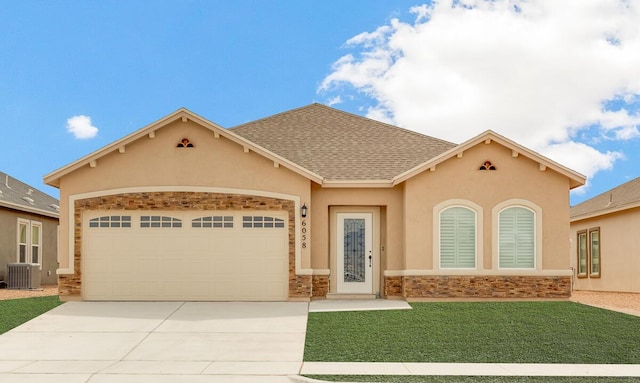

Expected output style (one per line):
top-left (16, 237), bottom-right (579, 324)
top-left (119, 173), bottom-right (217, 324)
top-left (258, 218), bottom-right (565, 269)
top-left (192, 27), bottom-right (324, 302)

top-left (189, 237), bottom-right (212, 252)
top-left (262, 259), bottom-right (289, 275)
top-left (208, 238), bottom-right (238, 253)
top-left (135, 258), bottom-right (163, 273)
top-left (163, 259), bottom-right (189, 274)
top-left (213, 259), bottom-right (237, 274)
top-left (160, 282), bottom-right (185, 299)
top-left (83, 210), bottom-right (288, 301)
top-left (181, 281), bottom-right (211, 296)
top-left (112, 282), bottom-right (136, 297)
top-left (163, 238), bottom-right (188, 254)
top-left (189, 260), bottom-right (212, 273)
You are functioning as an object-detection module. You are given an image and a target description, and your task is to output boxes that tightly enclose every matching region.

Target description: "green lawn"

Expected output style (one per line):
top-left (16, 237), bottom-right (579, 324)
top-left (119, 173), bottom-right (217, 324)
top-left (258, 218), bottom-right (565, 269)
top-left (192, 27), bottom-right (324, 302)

top-left (304, 302), bottom-right (640, 364)
top-left (0, 296), bottom-right (63, 334)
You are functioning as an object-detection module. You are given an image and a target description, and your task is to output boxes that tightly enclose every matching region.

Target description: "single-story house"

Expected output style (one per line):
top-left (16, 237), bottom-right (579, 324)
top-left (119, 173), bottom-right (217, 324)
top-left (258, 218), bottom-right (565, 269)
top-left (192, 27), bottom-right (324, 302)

top-left (570, 176), bottom-right (640, 293)
top-left (44, 104), bottom-right (585, 301)
top-left (0, 171), bottom-right (59, 286)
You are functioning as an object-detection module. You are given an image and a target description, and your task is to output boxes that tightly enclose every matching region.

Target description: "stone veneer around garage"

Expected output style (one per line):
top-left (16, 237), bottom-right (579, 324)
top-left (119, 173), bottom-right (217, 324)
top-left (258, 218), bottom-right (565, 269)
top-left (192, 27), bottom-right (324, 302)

top-left (58, 191), bottom-right (313, 300)
top-left (384, 275), bottom-right (571, 299)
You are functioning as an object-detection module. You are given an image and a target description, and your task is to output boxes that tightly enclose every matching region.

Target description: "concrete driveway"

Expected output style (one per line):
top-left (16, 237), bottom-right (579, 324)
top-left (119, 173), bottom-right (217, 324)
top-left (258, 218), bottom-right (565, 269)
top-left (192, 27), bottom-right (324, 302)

top-left (0, 301), bottom-right (309, 382)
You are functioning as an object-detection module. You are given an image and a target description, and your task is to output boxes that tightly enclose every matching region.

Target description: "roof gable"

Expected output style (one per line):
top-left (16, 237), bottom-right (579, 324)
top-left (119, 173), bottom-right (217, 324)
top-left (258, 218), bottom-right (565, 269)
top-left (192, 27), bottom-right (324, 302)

top-left (44, 108), bottom-right (323, 188)
top-left (0, 171), bottom-right (59, 218)
top-left (571, 176), bottom-right (640, 221)
top-left (392, 130), bottom-right (586, 189)
top-left (45, 105), bottom-right (585, 190)
top-left (230, 103), bottom-right (456, 182)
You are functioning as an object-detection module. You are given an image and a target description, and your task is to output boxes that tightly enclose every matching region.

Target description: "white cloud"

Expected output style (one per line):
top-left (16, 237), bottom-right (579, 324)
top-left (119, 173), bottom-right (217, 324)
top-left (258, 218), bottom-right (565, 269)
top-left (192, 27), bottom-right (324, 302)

top-left (542, 141), bottom-right (623, 194)
top-left (66, 115), bottom-right (98, 139)
top-left (613, 126), bottom-right (640, 140)
top-left (325, 96), bottom-right (343, 107)
top-left (320, 0), bottom-right (640, 186)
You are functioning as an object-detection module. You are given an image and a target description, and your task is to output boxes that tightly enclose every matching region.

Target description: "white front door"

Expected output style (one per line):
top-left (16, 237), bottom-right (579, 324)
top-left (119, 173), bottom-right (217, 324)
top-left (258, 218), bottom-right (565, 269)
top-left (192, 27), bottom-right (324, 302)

top-left (337, 213), bottom-right (373, 294)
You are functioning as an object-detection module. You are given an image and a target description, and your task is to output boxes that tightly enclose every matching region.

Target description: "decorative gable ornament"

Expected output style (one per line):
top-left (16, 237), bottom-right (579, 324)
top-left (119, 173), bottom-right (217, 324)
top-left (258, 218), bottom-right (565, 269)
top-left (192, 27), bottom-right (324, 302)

top-left (177, 138), bottom-right (194, 148)
top-left (479, 161), bottom-right (496, 170)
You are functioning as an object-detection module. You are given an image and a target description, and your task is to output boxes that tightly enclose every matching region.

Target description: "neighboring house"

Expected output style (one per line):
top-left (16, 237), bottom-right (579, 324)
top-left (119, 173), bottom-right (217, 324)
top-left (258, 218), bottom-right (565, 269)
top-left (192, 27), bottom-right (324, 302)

top-left (0, 171), bottom-right (59, 286)
top-left (570, 177), bottom-right (640, 293)
top-left (44, 104), bottom-right (585, 301)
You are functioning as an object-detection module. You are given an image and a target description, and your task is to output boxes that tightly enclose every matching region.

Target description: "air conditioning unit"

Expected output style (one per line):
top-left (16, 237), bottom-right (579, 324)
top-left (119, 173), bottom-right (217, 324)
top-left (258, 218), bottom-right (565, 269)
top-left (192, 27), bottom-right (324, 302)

top-left (7, 263), bottom-right (41, 290)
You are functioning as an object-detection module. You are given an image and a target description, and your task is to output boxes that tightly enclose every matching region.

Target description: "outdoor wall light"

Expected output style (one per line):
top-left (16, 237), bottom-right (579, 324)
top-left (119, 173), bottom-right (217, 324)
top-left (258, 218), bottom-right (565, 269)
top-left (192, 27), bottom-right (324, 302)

top-left (301, 203), bottom-right (308, 218)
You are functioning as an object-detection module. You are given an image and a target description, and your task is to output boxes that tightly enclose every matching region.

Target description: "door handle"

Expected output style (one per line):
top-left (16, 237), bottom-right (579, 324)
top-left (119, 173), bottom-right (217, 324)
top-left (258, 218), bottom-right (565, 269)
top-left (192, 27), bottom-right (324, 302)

top-left (368, 251), bottom-right (372, 267)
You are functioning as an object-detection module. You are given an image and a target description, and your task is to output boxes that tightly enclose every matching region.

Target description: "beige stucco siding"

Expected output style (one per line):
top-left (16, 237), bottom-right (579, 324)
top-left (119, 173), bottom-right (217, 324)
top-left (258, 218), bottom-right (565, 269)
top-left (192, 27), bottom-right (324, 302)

top-left (571, 208), bottom-right (640, 293)
top-left (310, 183), bottom-right (404, 271)
top-left (404, 141), bottom-right (571, 272)
top-left (56, 119), bottom-right (311, 271)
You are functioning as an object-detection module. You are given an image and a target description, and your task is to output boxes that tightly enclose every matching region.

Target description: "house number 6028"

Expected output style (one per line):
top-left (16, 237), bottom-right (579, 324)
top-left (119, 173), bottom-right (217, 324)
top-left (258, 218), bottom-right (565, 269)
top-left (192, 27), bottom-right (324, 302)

top-left (301, 220), bottom-right (307, 248)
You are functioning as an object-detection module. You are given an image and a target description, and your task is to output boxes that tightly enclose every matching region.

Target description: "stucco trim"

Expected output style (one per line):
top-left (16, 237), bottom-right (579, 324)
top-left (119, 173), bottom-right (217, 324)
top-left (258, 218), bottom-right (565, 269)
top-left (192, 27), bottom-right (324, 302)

top-left (491, 199), bottom-right (543, 271)
top-left (321, 180), bottom-right (394, 188)
top-left (60, 185), bottom-right (310, 276)
top-left (383, 269), bottom-right (573, 277)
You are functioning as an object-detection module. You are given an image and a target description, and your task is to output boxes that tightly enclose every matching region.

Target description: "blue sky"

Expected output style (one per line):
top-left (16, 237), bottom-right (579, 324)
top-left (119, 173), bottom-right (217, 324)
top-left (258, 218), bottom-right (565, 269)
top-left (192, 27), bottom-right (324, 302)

top-left (2, 1), bottom-right (639, 205)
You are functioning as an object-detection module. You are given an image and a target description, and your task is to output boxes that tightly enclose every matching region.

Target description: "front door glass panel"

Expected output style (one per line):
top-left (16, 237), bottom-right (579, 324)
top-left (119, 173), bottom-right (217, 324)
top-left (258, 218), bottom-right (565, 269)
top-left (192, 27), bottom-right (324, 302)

top-left (343, 218), bottom-right (365, 283)
top-left (337, 213), bottom-right (373, 294)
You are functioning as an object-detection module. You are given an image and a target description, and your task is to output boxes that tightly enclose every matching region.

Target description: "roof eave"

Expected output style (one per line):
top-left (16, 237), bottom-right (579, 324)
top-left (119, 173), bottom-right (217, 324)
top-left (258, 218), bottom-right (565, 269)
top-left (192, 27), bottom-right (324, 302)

top-left (44, 108), bottom-right (325, 187)
top-left (0, 200), bottom-right (60, 219)
top-left (321, 180), bottom-right (395, 188)
top-left (44, 108), bottom-right (192, 188)
top-left (570, 201), bottom-right (640, 222)
top-left (392, 130), bottom-right (586, 188)
top-left (184, 112), bottom-right (325, 184)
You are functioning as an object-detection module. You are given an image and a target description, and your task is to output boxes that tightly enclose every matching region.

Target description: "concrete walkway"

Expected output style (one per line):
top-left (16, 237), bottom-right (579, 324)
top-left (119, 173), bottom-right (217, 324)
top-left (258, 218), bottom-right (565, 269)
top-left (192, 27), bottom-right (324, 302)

top-left (300, 362), bottom-right (640, 377)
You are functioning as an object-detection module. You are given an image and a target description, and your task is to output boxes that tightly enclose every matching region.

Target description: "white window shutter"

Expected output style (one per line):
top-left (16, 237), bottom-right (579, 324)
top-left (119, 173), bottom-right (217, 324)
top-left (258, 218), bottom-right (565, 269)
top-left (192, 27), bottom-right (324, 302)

top-left (440, 207), bottom-right (476, 268)
top-left (499, 207), bottom-right (534, 268)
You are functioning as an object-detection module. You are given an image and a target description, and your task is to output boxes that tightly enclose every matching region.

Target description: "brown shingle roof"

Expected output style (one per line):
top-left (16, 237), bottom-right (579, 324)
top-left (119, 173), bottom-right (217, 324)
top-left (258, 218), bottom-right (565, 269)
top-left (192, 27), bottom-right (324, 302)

top-left (230, 103), bottom-right (456, 181)
top-left (571, 176), bottom-right (640, 220)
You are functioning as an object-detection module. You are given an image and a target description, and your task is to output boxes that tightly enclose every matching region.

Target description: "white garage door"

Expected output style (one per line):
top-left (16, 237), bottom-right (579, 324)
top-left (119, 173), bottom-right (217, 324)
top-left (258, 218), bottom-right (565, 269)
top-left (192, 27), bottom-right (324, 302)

top-left (82, 211), bottom-right (289, 301)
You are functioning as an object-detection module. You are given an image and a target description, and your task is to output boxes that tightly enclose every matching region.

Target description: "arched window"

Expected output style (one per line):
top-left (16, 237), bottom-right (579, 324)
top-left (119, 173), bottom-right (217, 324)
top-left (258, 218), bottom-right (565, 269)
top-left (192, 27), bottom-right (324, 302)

top-left (499, 207), bottom-right (535, 268)
top-left (440, 206), bottom-right (476, 268)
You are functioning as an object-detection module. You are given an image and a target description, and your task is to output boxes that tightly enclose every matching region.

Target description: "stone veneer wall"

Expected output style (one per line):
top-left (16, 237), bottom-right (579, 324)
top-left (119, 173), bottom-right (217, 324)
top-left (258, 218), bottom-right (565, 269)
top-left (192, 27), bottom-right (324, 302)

top-left (59, 191), bottom-right (312, 300)
top-left (384, 275), bottom-right (571, 298)
top-left (311, 275), bottom-right (329, 298)
top-left (384, 276), bottom-right (403, 297)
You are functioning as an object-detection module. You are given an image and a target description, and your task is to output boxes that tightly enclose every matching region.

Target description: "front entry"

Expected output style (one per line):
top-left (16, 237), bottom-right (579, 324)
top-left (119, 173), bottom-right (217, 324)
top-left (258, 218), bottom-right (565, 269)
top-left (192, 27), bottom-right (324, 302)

top-left (336, 212), bottom-right (373, 294)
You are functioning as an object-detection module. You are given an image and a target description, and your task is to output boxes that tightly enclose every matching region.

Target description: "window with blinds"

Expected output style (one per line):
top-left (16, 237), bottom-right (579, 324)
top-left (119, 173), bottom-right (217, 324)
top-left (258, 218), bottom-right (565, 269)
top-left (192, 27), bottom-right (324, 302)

top-left (440, 206), bottom-right (476, 268)
top-left (17, 218), bottom-right (42, 264)
top-left (499, 207), bottom-right (535, 269)
top-left (576, 227), bottom-right (601, 278)
top-left (577, 230), bottom-right (588, 276)
top-left (589, 228), bottom-right (601, 278)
